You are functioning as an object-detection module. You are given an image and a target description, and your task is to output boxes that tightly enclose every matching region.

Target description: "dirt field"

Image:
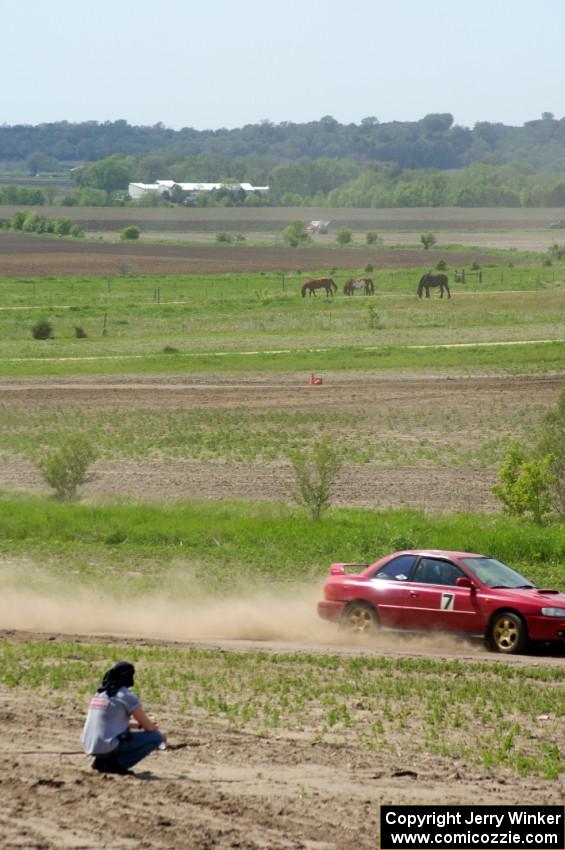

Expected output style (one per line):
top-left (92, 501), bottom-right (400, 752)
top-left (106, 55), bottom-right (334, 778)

top-left (1, 372), bottom-right (564, 512)
top-left (0, 232), bottom-right (510, 277)
top-left (0, 370), bottom-right (564, 849)
top-left (0, 628), bottom-right (563, 850)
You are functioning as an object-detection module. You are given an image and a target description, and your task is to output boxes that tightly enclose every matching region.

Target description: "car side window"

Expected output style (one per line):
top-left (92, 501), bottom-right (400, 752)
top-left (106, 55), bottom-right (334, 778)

top-left (413, 558), bottom-right (464, 587)
top-left (372, 555), bottom-right (417, 581)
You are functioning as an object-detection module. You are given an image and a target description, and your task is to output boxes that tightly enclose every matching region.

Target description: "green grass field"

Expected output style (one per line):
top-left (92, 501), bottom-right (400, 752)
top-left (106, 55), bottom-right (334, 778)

top-left (0, 262), bottom-right (564, 377)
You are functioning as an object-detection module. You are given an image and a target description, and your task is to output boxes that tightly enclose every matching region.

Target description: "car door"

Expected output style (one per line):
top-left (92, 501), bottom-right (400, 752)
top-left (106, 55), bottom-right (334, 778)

top-left (366, 554), bottom-right (417, 627)
top-left (401, 557), bottom-right (482, 633)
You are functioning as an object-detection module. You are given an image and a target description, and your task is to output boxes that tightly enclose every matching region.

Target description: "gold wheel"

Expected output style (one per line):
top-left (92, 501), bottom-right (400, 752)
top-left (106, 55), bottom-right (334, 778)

top-left (342, 602), bottom-right (378, 635)
top-left (490, 612), bottom-right (526, 654)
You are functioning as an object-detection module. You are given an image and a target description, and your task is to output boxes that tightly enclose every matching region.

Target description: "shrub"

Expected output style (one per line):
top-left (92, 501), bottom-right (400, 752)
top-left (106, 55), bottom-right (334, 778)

top-left (54, 216), bottom-right (73, 236)
top-left (37, 437), bottom-right (97, 500)
top-left (216, 231), bottom-right (232, 243)
top-left (435, 258), bottom-right (447, 270)
top-left (71, 224), bottom-right (84, 238)
top-left (120, 225), bottom-right (140, 240)
top-left (74, 326), bottom-right (87, 338)
top-left (492, 441), bottom-right (554, 526)
top-left (336, 227), bottom-right (352, 246)
top-left (366, 231), bottom-right (380, 245)
top-left (282, 219), bottom-right (309, 247)
top-left (234, 233), bottom-right (246, 242)
top-left (470, 261), bottom-right (481, 271)
top-left (31, 319), bottom-right (53, 340)
top-left (288, 439), bottom-right (342, 521)
top-left (420, 232), bottom-right (437, 250)
top-left (364, 263), bottom-right (374, 273)
top-left (368, 305), bottom-right (381, 329)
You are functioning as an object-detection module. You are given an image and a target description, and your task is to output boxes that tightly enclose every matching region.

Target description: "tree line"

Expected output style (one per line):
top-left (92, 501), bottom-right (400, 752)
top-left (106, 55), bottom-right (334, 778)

top-left (2, 112), bottom-right (565, 171)
top-left (5, 156), bottom-right (565, 209)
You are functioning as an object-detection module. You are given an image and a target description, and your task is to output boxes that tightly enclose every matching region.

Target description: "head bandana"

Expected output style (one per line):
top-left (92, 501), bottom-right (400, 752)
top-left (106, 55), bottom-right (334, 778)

top-left (97, 661), bottom-right (135, 697)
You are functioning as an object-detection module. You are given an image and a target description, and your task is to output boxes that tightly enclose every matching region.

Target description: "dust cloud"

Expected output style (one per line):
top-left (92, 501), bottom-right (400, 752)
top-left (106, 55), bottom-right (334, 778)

top-left (0, 564), bottom-right (484, 657)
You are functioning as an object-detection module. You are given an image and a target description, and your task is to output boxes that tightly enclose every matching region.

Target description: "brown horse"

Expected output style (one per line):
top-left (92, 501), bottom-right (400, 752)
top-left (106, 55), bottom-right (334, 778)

top-left (417, 273), bottom-right (451, 299)
top-left (344, 277), bottom-right (375, 295)
top-left (301, 278), bottom-right (337, 297)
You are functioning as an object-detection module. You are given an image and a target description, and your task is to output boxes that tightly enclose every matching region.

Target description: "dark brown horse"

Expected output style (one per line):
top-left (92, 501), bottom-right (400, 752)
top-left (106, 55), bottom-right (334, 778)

top-left (344, 277), bottom-right (375, 295)
top-left (417, 273), bottom-right (451, 299)
top-left (301, 278), bottom-right (337, 297)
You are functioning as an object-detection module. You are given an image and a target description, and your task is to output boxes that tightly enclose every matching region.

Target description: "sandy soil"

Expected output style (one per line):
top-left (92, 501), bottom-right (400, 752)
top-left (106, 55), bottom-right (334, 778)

top-left (0, 372), bottom-right (563, 512)
top-left (0, 629), bottom-right (563, 850)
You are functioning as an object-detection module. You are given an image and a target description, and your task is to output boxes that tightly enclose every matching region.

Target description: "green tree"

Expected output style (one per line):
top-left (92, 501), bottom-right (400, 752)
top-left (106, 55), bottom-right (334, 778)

top-left (26, 151), bottom-right (57, 175)
top-left (37, 437), bottom-right (97, 500)
top-left (282, 219), bottom-right (309, 247)
top-left (288, 439), bottom-right (342, 521)
top-left (492, 441), bottom-right (554, 525)
top-left (420, 232), bottom-right (437, 250)
top-left (366, 231), bottom-right (380, 244)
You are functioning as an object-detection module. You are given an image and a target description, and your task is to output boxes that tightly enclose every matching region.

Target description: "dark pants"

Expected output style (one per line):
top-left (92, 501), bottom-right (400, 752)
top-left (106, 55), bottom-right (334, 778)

top-left (113, 730), bottom-right (164, 769)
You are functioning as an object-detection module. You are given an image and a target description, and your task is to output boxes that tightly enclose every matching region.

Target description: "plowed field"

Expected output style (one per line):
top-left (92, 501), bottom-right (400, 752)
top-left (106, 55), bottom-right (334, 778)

top-left (0, 232), bottom-right (508, 277)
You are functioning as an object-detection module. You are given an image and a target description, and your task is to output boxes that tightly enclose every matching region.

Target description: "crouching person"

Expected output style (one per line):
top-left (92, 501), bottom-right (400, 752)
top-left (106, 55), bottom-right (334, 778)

top-left (82, 661), bottom-right (165, 774)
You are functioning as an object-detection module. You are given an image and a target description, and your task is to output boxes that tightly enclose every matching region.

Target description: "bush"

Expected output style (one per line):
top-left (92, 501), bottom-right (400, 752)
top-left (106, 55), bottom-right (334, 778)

top-left (216, 231), bottom-right (232, 243)
top-left (37, 437), bottom-right (97, 500)
top-left (364, 263), bottom-right (374, 273)
top-left (366, 231), bottom-right (380, 245)
top-left (120, 225), bottom-right (140, 240)
top-left (74, 326), bottom-right (87, 338)
top-left (420, 232), bottom-right (437, 250)
top-left (492, 441), bottom-right (554, 526)
top-left (435, 258), bottom-right (447, 270)
top-left (335, 227), bottom-right (352, 246)
top-left (54, 216), bottom-right (73, 236)
top-left (70, 224), bottom-right (84, 238)
top-left (282, 219), bottom-right (309, 247)
top-left (32, 319), bottom-right (53, 340)
top-left (288, 439), bottom-right (342, 521)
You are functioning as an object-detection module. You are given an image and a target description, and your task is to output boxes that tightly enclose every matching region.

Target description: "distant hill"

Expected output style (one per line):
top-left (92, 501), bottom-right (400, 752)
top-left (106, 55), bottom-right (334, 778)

top-left (2, 114), bottom-right (565, 171)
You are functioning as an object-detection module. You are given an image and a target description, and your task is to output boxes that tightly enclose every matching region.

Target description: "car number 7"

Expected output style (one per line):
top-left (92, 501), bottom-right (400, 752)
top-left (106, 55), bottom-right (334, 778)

top-left (441, 592), bottom-right (455, 610)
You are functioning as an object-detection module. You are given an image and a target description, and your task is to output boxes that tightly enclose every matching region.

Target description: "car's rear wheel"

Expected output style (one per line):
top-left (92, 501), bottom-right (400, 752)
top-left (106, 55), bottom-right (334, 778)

top-left (340, 601), bottom-right (379, 636)
top-left (488, 611), bottom-right (527, 654)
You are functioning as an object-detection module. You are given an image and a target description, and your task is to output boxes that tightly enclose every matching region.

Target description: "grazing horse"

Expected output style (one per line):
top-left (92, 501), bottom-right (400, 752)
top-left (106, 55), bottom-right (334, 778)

top-left (417, 273), bottom-right (451, 299)
top-left (301, 278), bottom-right (337, 298)
top-left (344, 277), bottom-right (375, 295)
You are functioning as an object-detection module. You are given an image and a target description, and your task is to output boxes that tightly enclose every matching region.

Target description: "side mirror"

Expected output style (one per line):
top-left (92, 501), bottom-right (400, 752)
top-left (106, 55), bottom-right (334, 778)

top-left (456, 576), bottom-right (475, 590)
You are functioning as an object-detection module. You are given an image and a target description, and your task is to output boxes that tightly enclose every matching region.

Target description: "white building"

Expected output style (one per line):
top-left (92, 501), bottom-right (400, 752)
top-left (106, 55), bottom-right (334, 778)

top-left (128, 180), bottom-right (269, 200)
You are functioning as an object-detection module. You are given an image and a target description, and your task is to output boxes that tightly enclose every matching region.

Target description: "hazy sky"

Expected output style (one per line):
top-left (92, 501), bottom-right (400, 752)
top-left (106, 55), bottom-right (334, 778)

top-left (2, 0), bottom-right (564, 131)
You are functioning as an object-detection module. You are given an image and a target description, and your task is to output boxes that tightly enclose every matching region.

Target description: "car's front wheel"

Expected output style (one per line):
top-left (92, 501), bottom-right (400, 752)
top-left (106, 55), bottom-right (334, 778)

top-left (488, 611), bottom-right (528, 654)
top-left (340, 601), bottom-right (379, 636)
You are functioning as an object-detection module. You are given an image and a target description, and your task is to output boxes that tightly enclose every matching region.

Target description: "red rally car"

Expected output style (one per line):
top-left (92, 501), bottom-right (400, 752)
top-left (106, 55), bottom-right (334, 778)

top-left (317, 549), bottom-right (565, 654)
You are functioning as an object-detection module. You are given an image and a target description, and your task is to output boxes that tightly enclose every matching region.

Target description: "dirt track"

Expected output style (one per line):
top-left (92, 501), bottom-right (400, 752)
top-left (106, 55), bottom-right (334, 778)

top-left (1, 372), bottom-right (563, 512)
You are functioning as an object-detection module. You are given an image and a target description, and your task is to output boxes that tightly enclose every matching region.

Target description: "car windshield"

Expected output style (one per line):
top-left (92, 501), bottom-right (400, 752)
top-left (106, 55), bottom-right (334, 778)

top-left (460, 557), bottom-right (536, 589)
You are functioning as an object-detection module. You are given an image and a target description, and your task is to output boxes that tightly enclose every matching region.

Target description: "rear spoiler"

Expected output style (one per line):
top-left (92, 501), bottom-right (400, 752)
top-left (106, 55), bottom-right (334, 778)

top-left (329, 563), bottom-right (369, 575)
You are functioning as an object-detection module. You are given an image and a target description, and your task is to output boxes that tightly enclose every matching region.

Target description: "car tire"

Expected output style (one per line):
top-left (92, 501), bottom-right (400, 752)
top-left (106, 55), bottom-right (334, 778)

top-left (340, 601), bottom-right (380, 636)
top-left (488, 611), bottom-right (528, 654)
